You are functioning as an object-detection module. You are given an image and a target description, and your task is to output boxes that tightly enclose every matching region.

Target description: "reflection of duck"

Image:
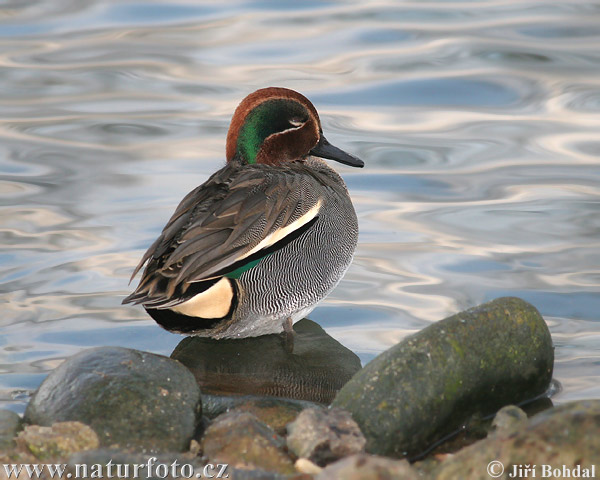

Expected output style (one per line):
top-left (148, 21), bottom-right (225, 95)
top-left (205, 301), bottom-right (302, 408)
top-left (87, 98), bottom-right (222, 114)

top-left (123, 87), bottom-right (363, 339)
top-left (171, 319), bottom-right (362, 404)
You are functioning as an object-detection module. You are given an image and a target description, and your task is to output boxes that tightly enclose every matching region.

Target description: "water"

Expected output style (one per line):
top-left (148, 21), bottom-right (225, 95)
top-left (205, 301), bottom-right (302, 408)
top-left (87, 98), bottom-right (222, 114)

top-left (1, 0), bottom-right (599, 413)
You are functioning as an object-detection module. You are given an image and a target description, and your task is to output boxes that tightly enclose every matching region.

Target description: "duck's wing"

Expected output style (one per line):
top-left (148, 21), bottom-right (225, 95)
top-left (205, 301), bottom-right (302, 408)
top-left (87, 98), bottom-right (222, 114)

top-left (122, 163), bottom-right (322, 308)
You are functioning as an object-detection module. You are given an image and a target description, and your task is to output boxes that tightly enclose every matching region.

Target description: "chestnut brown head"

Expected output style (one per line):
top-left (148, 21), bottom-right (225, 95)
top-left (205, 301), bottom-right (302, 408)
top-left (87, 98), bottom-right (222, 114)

top-left (225, 87), bottom-right (363, 168)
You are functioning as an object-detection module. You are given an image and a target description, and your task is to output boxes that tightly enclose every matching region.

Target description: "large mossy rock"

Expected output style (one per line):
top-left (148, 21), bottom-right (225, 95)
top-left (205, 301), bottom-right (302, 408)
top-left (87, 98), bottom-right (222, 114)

top-left (25, 347), bottom-right (201, 453)
top-left (333, 297), bottom-right (554, 458)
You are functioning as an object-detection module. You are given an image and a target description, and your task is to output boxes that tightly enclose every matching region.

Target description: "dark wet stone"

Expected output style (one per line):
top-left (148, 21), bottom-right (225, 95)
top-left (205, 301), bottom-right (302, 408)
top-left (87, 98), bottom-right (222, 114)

top-left (201, 411), bottom-right (295, 475)
top-left (434, 400), bottom-right (600, 480)
top-left (16, 422), bottom-right (98, 461)
top-left (24, 346), bottom-right (201, 452)
top-left (315, 453), bottom-right (418, 480)
top-left (286, 408), bottom-right (366, 466)
top-left (202, 394), bottom-right (321, 435)
top-left (333, 297), bottom-right (554, 458)
top-left (0, 409), bottom-right (23, 450)
top-left (172, 319), bottom-right (361, 404)
top-left (520, 393), bottom-right (554, 417)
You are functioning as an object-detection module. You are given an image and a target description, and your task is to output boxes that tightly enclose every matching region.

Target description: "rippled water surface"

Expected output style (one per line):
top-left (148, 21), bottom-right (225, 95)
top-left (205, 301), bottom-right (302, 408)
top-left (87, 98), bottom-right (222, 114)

top-left (1, 0), bottom-right (599, 412)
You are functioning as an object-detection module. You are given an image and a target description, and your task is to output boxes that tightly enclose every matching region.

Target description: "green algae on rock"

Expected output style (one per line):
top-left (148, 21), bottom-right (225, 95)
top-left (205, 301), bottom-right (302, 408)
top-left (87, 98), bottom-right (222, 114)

top-left (332, 297), bottom-right (554, 458)
top-left (24, 347), bottom-right (201, 453)
top-left (16, 422), bottom-right (98, 461)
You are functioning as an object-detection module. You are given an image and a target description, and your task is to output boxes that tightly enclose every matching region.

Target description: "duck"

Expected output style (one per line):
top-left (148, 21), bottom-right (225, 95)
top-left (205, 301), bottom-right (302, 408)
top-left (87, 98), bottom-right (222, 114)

top-left (123, 87), bottom-right (363, 339)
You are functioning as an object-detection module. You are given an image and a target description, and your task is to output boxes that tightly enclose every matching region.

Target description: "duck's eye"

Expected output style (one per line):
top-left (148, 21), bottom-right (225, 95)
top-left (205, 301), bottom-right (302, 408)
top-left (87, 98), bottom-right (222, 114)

top-left (288, 117), bottom-right (306, 128)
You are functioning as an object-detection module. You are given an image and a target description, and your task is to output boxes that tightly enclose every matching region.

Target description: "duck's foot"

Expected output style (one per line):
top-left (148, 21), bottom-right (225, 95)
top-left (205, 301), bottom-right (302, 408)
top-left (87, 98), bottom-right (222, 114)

top-left (281, 317), bottom-right (294, 353)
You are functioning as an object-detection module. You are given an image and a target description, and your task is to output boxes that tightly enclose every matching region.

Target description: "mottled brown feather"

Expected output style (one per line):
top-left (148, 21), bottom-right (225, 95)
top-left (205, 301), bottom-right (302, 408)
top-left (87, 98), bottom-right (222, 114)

top-left (123, 162), bottom-right (322, 308)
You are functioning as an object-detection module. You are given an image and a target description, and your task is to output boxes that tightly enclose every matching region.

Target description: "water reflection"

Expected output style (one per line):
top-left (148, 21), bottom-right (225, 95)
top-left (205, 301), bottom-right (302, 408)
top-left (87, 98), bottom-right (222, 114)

top-left (171, 319), bottom-right (362, 404)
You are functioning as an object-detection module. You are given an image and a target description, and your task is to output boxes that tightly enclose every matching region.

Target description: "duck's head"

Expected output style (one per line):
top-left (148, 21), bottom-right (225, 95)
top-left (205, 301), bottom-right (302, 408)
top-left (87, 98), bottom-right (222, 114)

top-left (226, 87), bottom-right (364, 168)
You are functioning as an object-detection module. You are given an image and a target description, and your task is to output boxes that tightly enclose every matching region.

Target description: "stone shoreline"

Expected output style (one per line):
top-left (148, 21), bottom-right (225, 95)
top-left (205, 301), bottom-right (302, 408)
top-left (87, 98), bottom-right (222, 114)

top-left (2, 297), bottom-right (598, 480)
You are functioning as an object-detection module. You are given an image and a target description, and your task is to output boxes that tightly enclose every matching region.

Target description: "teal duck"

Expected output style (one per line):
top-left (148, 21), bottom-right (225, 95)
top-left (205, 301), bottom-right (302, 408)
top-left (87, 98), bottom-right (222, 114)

top-left (123, 87), bottom-right (363, 338)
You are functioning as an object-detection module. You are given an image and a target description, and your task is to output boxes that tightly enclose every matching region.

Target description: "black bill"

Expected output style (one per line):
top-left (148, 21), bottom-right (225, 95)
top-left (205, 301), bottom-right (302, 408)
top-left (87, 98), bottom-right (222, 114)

top-left (310, 135), bottom-right (364, 168)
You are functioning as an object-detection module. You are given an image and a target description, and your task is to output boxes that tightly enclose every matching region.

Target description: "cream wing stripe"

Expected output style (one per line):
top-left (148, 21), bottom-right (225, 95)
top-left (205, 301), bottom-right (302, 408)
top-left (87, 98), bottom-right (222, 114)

top-left (234, 199), bottom-right (322, 263)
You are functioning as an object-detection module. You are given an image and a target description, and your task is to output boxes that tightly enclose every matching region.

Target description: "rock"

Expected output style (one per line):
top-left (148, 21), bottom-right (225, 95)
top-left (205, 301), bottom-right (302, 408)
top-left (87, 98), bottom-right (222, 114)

top-left (316, 454), bottom-right (418, 480)
top-left (0, 409), bottom-right (23, 449)
top-left (286, 408), bottom-right (366, 466)
top-left (172, 318), bottom-right (361, 404)
top-left (202, 395), bottom-right (319, 435)
top-left (490, 405), bottom-right (528, 435)
top-left (16, 422), bottom-right (98, 460)
top-left (333, 297), bottom-right (554, 458)
top-left (434, 400), bottom-right (600, 480)
top-left (438, 398), bottom-right (555, 458)
top-left (201, 411), bottom-right (295, 475)
top-left (24, 346), bottom-right (201, 452)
